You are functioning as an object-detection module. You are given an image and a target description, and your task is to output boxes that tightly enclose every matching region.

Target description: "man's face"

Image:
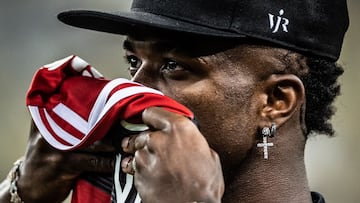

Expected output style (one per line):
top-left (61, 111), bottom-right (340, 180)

top-left (122, 34), bottom-right (276, 170)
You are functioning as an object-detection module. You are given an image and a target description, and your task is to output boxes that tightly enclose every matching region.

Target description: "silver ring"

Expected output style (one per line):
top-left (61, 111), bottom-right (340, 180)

top-left (132, 158), bottom-right (137, 172)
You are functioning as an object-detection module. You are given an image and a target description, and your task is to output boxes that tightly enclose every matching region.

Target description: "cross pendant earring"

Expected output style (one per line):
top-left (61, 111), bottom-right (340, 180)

top-left (257, 135), bottom-right (273, 159)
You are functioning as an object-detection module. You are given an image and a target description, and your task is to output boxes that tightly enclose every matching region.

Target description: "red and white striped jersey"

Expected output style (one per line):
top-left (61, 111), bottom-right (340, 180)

top-left (26, 55), bottom-right (194, 203)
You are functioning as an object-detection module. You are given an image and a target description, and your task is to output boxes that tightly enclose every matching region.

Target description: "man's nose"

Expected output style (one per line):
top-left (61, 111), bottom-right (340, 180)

top-left (131, 64), bottom-right (159, 90)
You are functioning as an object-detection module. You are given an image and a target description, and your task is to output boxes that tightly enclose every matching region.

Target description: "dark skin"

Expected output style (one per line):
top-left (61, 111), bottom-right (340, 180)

top-left (0, 34), bottom-right (312, 202)
top-left (0, 121), bottom-right (116, 203)
top-left (120, 34), bottom-right (312, 202)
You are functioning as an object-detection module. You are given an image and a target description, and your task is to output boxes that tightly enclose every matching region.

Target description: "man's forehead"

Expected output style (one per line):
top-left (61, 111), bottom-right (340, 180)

top-left (124, 38), bottom-right (194, 59)
top-left (123, 34), bottom-right (243, 57)
top-left (123, 36), bottom-right (176, 52)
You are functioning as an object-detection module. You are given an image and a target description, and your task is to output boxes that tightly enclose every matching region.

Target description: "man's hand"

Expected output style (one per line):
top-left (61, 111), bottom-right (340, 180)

top-left (121, 107), bottom-right (224, 203)
top-left (8, 121), bottom-right (116, 203)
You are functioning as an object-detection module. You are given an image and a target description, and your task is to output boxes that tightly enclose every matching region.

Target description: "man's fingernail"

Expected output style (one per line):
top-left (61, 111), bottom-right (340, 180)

top-left (121, 137), bottom-right (130, 149)
top-left (121, 156), bottom-right (131, 169)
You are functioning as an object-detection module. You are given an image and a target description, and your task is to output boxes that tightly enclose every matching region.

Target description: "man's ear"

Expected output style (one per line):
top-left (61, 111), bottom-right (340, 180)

top-left (260, 74), bottom-right (305, 127)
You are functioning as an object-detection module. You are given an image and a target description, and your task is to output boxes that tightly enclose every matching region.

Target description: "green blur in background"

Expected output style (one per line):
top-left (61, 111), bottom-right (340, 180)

top-left (0, 1), bottom-right (359, 202)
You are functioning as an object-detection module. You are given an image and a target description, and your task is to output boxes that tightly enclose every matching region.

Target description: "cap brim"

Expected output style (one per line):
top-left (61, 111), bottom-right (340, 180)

top-left (58, 10), bottom-right (245, 38)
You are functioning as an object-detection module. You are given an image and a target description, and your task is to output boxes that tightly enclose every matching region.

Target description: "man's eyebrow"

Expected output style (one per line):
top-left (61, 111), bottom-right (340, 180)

top-left (122, 40), bottom-right (134, 52)
top-left (123, 38), bottom-right (177, 53)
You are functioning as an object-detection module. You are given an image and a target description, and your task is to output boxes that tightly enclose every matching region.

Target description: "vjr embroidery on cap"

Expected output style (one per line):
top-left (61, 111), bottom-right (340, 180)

top-left (268, 9), bottom-right (289, 33)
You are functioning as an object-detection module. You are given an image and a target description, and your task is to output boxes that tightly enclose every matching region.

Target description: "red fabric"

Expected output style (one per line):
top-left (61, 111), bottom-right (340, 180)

top-left (72, 179), bottom-right (111, 203)
top-left (26, 55), bottom-right (194, 203)
top-left (26, 55), bottom-right (193, 151)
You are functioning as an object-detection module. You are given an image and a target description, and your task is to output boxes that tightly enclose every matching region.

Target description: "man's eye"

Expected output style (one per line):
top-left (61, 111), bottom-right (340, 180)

top-left (161, 60), bottom-right (183, 72)
top-left (160, 60), bottom-right (189, 80)
top-left (126, 55), bottom-right (141, 68)
top-left (125, 55), bottom-right (141, 76)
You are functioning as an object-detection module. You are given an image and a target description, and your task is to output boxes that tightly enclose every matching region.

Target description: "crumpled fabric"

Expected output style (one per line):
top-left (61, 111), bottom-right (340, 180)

top-left (26, 55), bottom-right (194, 202)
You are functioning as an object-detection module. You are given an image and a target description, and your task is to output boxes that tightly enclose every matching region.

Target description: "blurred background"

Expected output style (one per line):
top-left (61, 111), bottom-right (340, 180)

top-left (0, 1), bottom-right (359, 202)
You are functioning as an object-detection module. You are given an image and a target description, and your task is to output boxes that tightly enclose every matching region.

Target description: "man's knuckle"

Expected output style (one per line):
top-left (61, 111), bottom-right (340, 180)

top-left (89, 157), bottom-right (114, 170)
top-left (169, 116), bottom-right (192, 132)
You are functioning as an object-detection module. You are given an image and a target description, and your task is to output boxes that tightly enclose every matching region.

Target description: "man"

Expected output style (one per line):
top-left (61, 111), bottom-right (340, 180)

top-left (0, 0), bottom-right (348, 202)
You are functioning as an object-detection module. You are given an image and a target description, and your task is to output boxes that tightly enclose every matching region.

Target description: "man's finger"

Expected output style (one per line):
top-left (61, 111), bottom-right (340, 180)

top-left (121, 156), bottom-right (135, 175)
top-left (142, 107), bottom-right (190, 131)
top-left (69, 153), bottom-right (116, 173)
top-left (121, 133), bottom-right (145, 153)
top-left (79, 141), bottom-right (116, 153)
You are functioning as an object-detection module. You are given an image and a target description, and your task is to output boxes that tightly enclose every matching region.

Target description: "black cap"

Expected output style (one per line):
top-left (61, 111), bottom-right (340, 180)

top-left (58, 0), bottom-right (349, 61)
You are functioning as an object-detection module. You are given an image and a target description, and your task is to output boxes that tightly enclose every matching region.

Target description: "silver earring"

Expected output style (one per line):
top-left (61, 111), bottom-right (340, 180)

top-left (262, 126), bottom-right (270, 137)
top-left (269, 123), bottom-right (276, 138)
top-left (257, 123), bottom-right (276, 160)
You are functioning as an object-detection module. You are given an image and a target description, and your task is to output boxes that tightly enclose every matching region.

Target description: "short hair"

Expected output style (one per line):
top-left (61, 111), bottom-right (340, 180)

top-left (299, 57), bottom-right (344, 137)
top-left (280, 51), bottom-right (344, 137)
